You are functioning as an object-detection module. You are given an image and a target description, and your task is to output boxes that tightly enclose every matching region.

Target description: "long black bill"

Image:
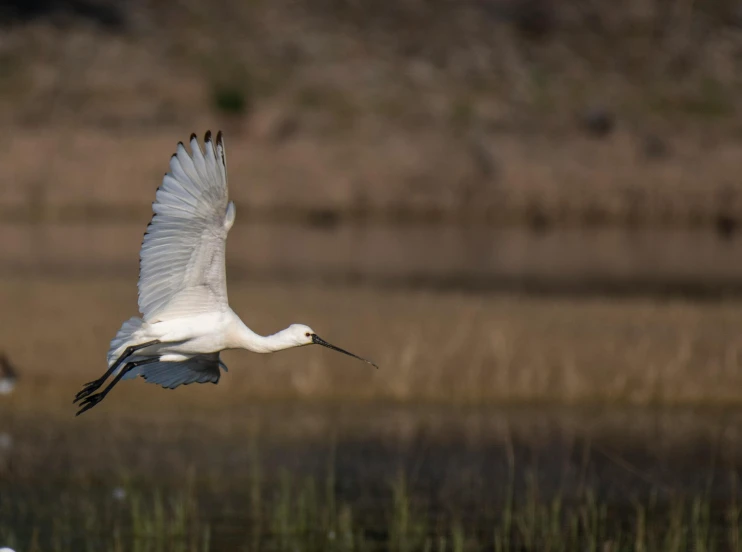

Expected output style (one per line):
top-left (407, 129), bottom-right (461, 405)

top-left (312, 334), bottom-right (378, 369)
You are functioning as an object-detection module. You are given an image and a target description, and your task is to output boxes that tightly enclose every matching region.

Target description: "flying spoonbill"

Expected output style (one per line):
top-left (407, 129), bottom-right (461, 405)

top-left (74, 131), bottom-right (377, 416)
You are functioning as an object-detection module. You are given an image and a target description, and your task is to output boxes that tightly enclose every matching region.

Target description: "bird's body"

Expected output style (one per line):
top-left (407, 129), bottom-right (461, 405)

top-left (75, 131), bottom-right (377, 415)
top-left (122, 312), bottom-right (235, 358)
top-left (115, 312), bottom-right (319, 359)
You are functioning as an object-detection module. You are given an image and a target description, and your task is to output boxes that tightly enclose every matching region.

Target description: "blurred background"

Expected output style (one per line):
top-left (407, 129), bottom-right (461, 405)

top-left (3, 0), bottom-right (742, 550)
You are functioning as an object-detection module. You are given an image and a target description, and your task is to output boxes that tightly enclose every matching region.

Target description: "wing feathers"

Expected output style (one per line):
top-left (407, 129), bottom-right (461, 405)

top-left (137, 131), bottom-right (233, 322)
top-left (122, 353), bottom-right (226, 389)
top-left (189, 135), bottom-right (209, 184)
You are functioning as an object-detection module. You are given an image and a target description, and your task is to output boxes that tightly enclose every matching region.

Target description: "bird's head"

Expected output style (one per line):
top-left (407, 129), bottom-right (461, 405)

top-left (285, 324), bottom-right (378, 368)
top-left (286, 324), bottom-right (317, 346)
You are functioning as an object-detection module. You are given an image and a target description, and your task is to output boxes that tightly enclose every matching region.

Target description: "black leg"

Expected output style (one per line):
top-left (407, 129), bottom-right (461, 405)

top-left (75, 357), bottom-right (161, 416)
top-left (74, 339), bottom-right (160, 403)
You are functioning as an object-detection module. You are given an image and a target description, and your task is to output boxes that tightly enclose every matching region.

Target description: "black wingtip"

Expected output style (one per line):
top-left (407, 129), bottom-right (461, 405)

top-left (204, 130), bottom-right (212, 143)
top-left (189, 132), bottom-right (197, 142)
top-left (216, 130), bottom-right (223, 146)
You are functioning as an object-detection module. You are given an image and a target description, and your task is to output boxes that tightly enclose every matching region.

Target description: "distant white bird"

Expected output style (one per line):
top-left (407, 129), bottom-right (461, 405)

top-left (0, 354), bottom-right (17, 396)
top-left (74, 131), bottom-right (377, 416)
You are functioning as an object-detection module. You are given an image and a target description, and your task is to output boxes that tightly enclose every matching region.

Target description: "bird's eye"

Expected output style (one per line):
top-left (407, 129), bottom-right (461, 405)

top-left (305, 332), bottom-right (311, 337)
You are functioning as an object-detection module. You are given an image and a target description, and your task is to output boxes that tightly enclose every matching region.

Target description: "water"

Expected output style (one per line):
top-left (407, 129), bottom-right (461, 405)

top-left (2, 221), bottom-right (742, 294)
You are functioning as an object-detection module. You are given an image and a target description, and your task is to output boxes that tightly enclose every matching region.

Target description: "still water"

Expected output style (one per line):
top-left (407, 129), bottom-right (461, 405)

top-left (1, 221), bottom-right (742, 294)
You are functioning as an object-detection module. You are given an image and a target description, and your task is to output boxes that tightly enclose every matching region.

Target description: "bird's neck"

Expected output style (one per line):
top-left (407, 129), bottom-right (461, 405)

top-left (229, 316), bottom-right (297, 353)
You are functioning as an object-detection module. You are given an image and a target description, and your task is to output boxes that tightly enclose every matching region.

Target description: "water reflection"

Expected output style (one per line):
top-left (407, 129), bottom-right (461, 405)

top-left (1, 222), bottom-right (742, 294)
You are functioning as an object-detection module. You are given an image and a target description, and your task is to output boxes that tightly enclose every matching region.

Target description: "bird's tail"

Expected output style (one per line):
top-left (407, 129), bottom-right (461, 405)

top-left (107, 317), bottom-right (145, 367)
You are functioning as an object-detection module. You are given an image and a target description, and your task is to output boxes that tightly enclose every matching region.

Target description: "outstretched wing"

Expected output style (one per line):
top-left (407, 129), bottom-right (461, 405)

top-left (122, 353), bottom-right (228, 389)
top-left (138, 131), bottom-right (236, 323)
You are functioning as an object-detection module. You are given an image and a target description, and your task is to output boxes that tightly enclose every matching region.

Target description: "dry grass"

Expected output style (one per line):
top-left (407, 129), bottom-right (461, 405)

top-left (5, 0), bottom-right (742, 129)
top-left (2, 3), bottom-right (742, 229)
top-left (3, 127), bottom-right (742, 230)
top-left (3, 278), bottom-right (742, 408)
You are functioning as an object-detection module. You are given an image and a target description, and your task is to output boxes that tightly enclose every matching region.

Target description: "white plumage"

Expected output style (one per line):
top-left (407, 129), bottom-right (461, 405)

top-left (74, 131), bottom-right (377, 416)
top-left (139, 134), bottom-right (233, 321)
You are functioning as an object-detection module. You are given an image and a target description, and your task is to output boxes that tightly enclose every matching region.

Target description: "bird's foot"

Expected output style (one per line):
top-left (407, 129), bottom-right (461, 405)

top-left (74, 380), bottom-right (103, 403)
top-left (75, 392), bottom-right (106, 416)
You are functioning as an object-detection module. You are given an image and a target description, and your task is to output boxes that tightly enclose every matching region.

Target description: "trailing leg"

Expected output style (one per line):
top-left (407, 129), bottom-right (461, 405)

top-left (74, 340), bottom-right (160, 403)
top-left (75, 357), bottom-right (161, 416)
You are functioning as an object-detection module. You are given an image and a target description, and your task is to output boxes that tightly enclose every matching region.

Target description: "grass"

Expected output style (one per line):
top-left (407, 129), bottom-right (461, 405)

top-left (0, 484), bottom-right (208, 552)
top-left (3, 279), bottom-right (742, 407)
top-left (8, 2), bottom-right (742, 231)
top-left (6, 124), bottom-right (742, 232)
top-left (211, 84), bottom-right (251, 117)
top-left (1, 274), bottom-right (740, 549)
top-left (2, 462), bottom-right (742, 551)
top-left (9, 0), bottom-right (742, 131)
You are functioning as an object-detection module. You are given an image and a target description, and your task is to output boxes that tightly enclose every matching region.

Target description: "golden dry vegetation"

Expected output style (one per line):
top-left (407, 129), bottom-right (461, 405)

top-left (2, 1), bottom-right (742, 228)
top-left (3, 278), bottom-right (742, 409)
top-left (3, 128), bottom-right (742, 229)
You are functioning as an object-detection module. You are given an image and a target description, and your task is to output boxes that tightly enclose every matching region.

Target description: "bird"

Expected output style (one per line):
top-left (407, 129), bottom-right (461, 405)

top-left (74, 131), bottom-right (377, 416)
top-left (0, 354), bottom-right (17, 396)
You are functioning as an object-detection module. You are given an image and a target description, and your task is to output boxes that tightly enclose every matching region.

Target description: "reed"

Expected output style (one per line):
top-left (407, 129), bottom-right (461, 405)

top-left (2, 279), bottom-right (742, 406)
top-left (2, 463), bottom-right (740, 551)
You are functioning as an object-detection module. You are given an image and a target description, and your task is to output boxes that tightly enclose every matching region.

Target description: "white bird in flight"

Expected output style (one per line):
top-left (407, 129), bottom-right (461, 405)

top-left (74, 131), bottom-right (377, 416)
